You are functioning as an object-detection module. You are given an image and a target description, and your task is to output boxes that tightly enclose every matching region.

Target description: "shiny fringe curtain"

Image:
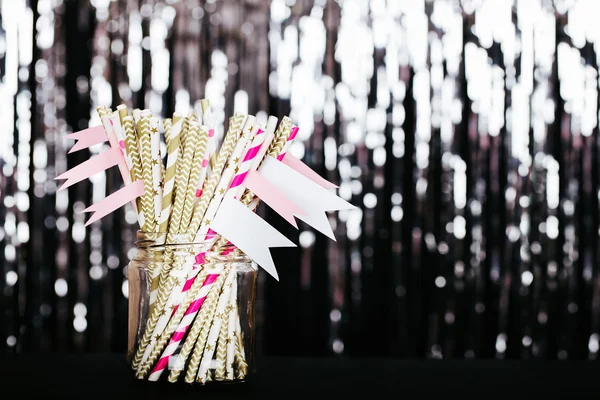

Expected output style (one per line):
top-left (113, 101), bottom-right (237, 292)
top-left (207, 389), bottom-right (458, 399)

top-left (2, 0), bottom-right (600, 360)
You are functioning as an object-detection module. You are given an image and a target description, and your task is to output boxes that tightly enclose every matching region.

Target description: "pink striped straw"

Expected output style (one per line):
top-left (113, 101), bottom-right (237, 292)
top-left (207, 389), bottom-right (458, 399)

top-left (148, 273), bottom-right (220, 381)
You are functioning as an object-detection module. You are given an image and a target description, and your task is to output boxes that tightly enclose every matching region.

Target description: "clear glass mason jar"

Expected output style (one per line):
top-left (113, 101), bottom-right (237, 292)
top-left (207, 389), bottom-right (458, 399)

top-left (127, 231), bottom-right (258, 384)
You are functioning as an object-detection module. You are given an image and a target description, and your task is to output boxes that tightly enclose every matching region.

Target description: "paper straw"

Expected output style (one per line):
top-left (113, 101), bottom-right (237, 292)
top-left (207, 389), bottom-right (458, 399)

top-left (277, 125), bottom-right (299, 161)
top-left (97, 113), bottom-right (130, 187)
top-left (137, 115), bottom-right (157, 232)
top-left (187, 268), bottom-right (235, 383)
top-left (194, 127), bottom-right (213, 200)
top-left (150, 117), bottom-right (163, 223)
top-left (158, 118), bottom-right (180, 232)
top-left (109, 110), bottom-right (128, 163)
top-left (187, 113), bottom-right (247, 236)
top-left (215, 272), bottom-right (236, 380)
top-left (121, 115), bottom-right (145, 228)
top-left (96, 105), bottom-right (110, 119)
top-left (224, 274), bottom-right (238, 380)
top-left (233, 312), bottom-right (248, 378)
top-left (172, 111), bottom-right (183, 126)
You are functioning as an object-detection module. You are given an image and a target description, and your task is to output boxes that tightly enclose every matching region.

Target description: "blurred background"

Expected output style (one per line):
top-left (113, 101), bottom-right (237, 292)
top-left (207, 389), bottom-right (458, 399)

top-left (2, 0), bottom-right (600, 360)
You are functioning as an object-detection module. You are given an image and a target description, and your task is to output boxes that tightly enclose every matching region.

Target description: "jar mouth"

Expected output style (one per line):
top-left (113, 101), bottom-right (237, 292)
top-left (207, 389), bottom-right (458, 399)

top-left (134, 230), bottom-right (239, 254)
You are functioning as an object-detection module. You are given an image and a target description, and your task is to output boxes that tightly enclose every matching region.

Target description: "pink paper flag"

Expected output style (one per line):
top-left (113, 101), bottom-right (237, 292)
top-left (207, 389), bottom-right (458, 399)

top-left (281, 154), bottom-right (338, 189)
top-left (243, 170), bottom-right (306, 228)
top-left (66, 125), bottom-right (107, 153)
top-left (55, 147), bottom-right (122, 191)
top-left (83, 180), bottom-right (145, 226)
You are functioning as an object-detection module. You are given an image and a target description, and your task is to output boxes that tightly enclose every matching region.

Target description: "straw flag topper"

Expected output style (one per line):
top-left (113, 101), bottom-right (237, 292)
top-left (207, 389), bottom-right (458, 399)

top-left (211, 195), bottom-right (296, 281)
top-left (257, 155), bottom-right (356, 240)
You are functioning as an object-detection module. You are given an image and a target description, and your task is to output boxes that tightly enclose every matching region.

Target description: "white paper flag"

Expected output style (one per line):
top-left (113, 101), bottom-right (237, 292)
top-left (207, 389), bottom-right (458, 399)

top-left (211, 195), bottom-right (296, 281)
top-left (258, 156), bottom-right (356, 240)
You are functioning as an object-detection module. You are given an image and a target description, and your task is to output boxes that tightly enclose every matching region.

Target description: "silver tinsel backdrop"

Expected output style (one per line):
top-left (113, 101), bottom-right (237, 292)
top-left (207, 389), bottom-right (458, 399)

top-left (2, 0), bottom-right (600, 359)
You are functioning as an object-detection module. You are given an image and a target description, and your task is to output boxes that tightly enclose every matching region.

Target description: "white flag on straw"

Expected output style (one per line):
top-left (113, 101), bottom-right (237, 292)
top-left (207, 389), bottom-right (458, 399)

top-left (211, 195), bottom-right (296, 281)
top-left (258, 156), bottom-right (355, 240)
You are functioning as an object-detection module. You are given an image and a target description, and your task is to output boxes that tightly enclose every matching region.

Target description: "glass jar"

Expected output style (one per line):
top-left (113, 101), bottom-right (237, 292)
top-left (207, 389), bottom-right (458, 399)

top-left (127, 231), bottom-right (258, 384)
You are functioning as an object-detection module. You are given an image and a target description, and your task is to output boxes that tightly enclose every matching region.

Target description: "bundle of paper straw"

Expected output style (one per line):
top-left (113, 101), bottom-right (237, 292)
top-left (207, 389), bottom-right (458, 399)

top-left (98, 102), bottom-right (296, 383)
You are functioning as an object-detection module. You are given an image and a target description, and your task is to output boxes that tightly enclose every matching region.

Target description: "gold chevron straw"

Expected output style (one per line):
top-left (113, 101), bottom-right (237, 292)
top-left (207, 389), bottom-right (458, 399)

top-left (187, 113), bottom-right (247, 236)
top-left (234, 313), bottom-right (249, 378)
top-left (96, 105), bottom-right (110, 119)
top-left (214, 278), bottom-right (234, 380)
top-left (137, 114), bottom-right (156, 232)
top-left (121, 114), bottom-right (144, 227)
top-left (180, 126), bottom-right (209, 233)
top-left (174, 114), bottom-right (192, 200)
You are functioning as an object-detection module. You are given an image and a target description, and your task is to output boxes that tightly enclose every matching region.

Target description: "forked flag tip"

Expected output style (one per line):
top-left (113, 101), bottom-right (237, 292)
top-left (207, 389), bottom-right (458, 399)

top-left (211, 196), bottom-right (296, 281)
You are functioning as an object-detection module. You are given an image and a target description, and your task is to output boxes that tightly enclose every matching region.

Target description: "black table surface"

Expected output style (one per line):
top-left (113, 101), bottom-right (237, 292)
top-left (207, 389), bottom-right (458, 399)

top-left (0, 353), bottom-right (598, 398)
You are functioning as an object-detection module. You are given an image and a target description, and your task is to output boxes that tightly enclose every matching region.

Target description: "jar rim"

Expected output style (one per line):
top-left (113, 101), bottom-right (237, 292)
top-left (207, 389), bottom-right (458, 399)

top-left (134, 231), bottom-right (235, 249)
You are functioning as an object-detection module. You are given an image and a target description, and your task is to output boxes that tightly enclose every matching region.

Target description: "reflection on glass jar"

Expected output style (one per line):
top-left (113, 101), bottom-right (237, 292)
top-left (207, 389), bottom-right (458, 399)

top-left (127, 231), bottom-right (257, 384)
